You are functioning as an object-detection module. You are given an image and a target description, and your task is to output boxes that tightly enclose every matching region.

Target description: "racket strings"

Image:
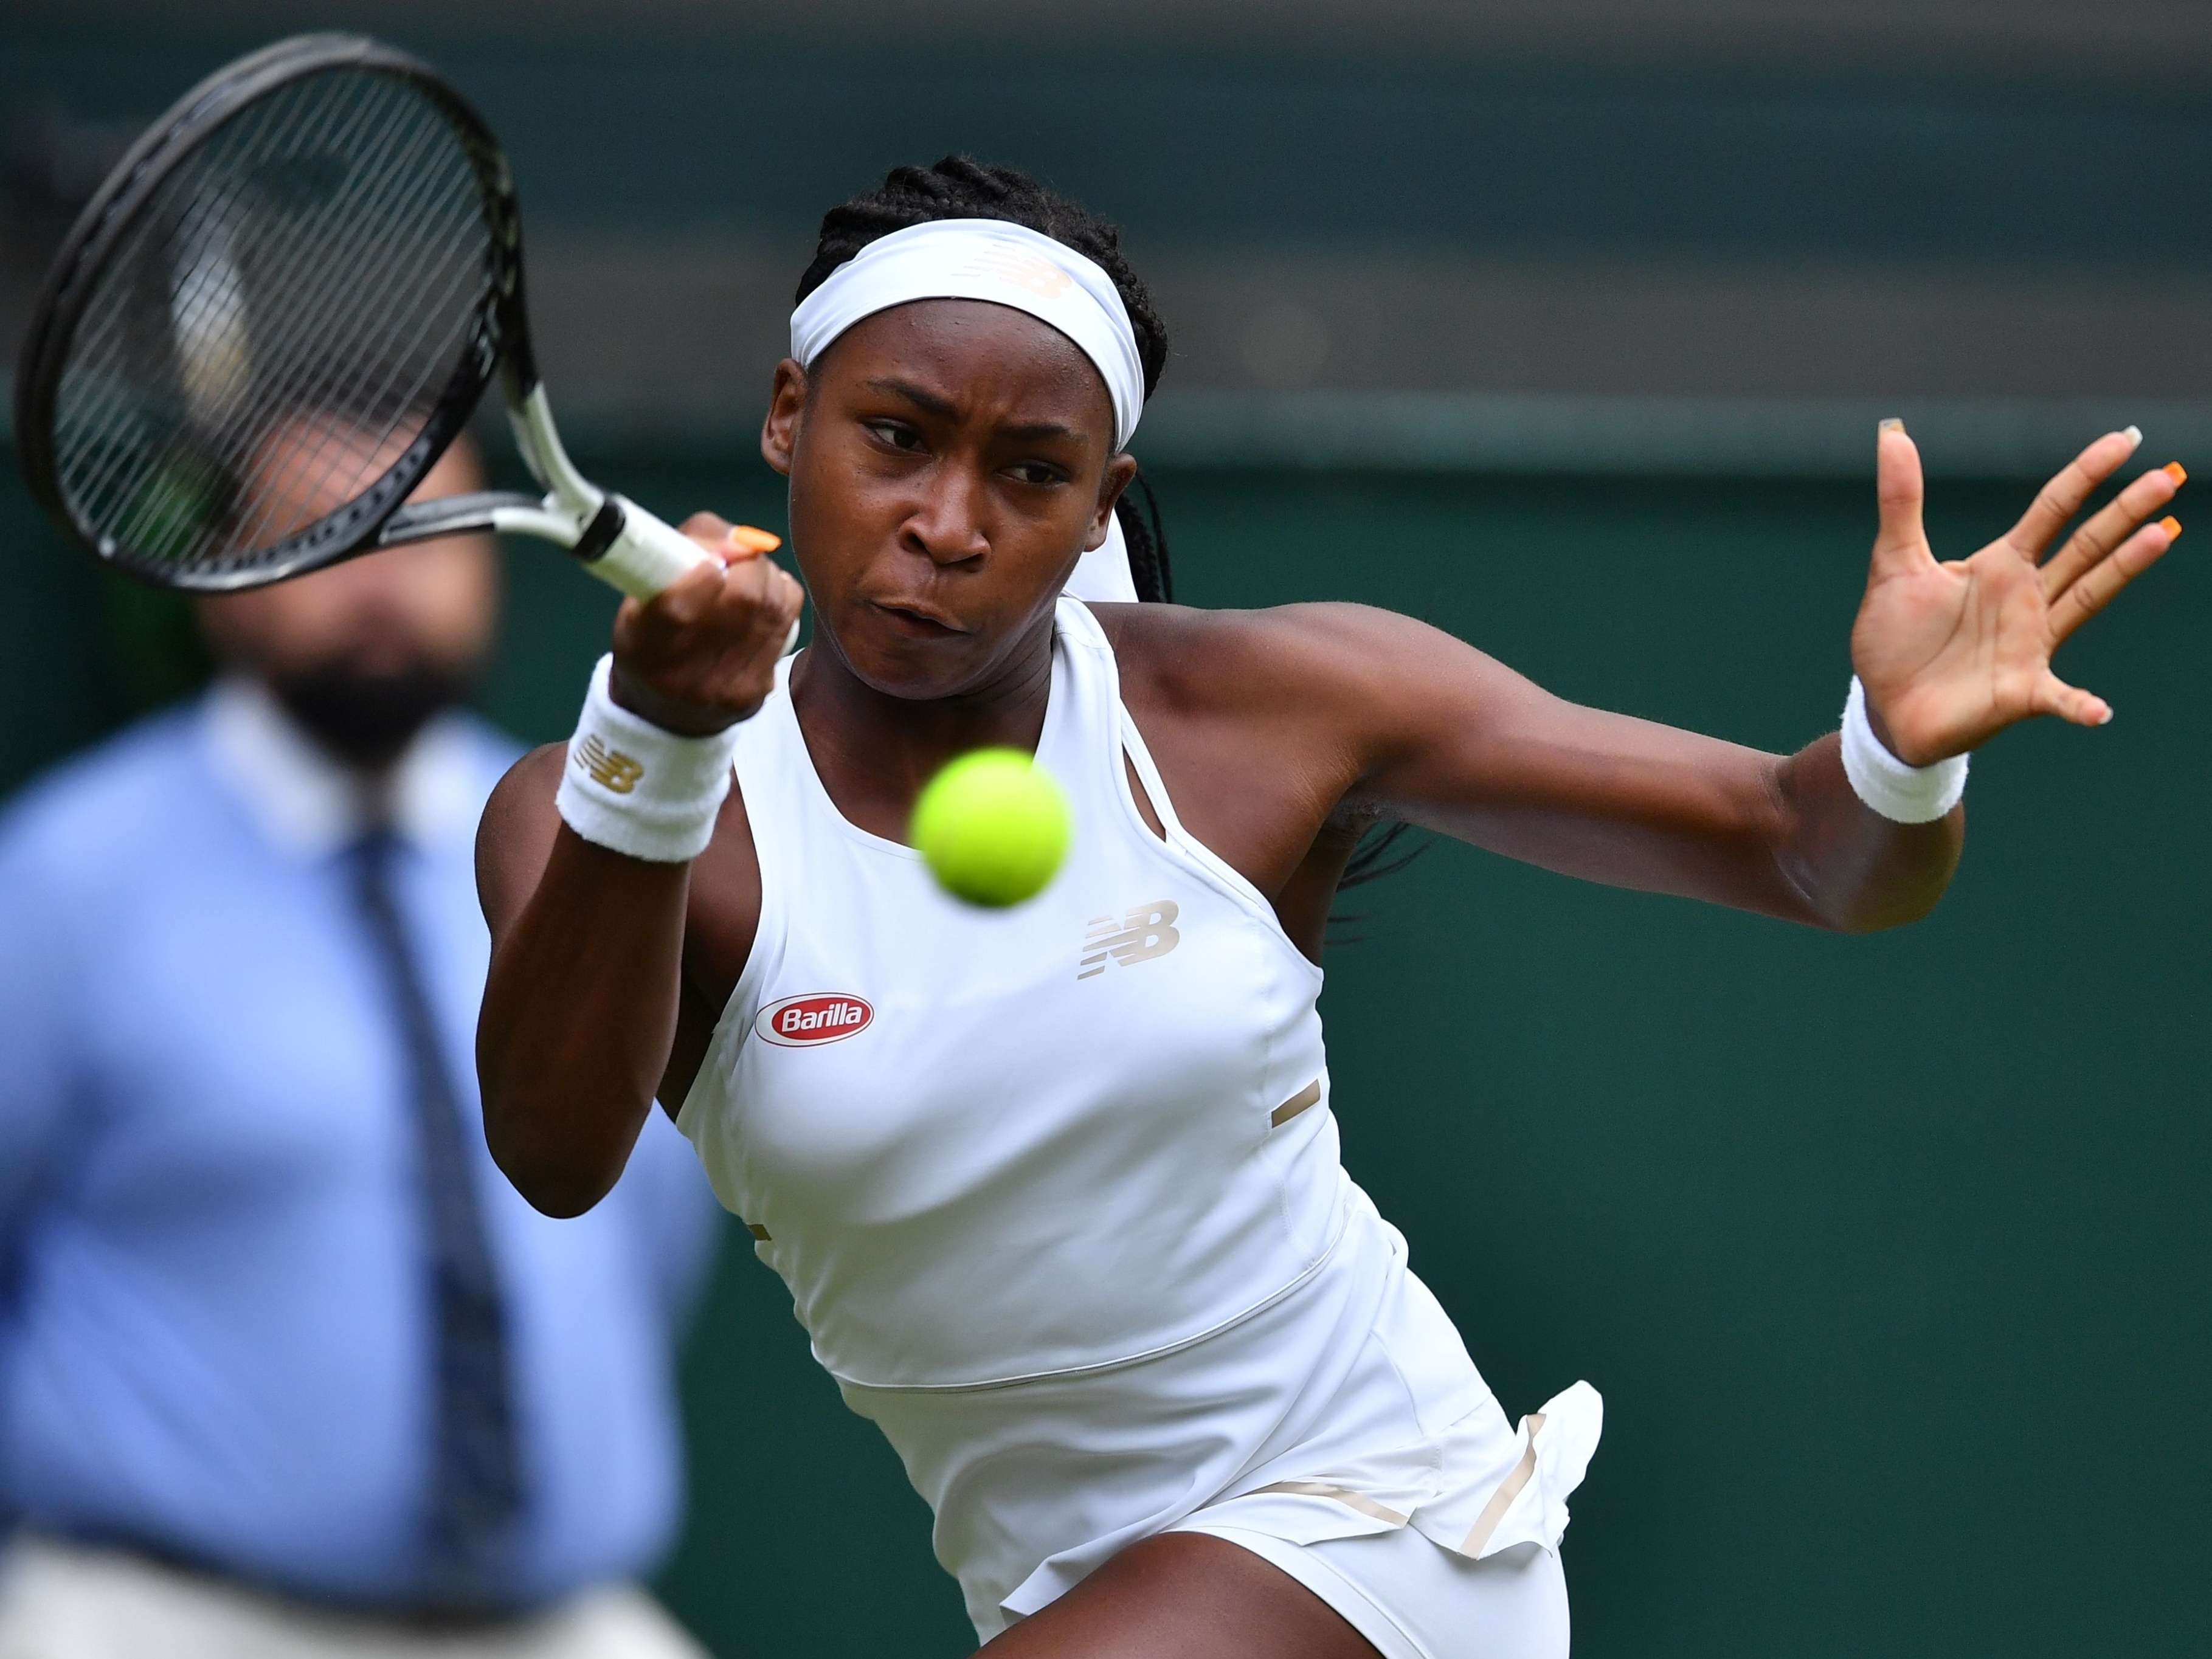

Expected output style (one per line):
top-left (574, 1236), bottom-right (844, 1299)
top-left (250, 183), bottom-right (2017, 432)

top-left (49, 64), bottom-right (497, 578)
top-left (184, 78), bottom-right (480, 553)
top-left (198, 72), bottom-right (484, 512)
top-left (55, 76), bottom-right (444, 565)
top-left (59, 75), bottom-right (367, 542)
top-left (157, 78), bottom-right (432, 519)
top-left (208, 98), bottom-right (479, 553)
top-left (212, 86), bottom-right (479, 460)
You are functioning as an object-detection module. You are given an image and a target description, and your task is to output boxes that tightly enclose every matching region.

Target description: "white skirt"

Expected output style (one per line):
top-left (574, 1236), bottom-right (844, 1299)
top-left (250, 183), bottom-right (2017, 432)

top-left (835, 1182), bottom-right (1601, 1645)
top-left (1175, 1528), bottom-right (1570, 1659)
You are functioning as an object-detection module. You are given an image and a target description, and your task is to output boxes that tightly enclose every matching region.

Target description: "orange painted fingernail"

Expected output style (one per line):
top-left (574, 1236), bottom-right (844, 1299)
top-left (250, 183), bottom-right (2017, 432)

top-left (725, 524), bottom-right (783, 554)
top-left (2158, 516), bottom-right (2182, 539)
top-left (2163, 461), bottom-right (2187, 485)
top-left (1878, 417), bottom-right (1904, 433)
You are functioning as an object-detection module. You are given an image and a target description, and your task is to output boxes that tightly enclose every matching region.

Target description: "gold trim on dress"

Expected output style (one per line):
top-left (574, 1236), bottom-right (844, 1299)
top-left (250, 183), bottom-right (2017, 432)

top-left (1245, 1480), bottom-right (1408, 1526)
top-left (1270, 1080), bottom-right (1323, 1128)
top-left (1460, 1410), bottom-right (1548, 1556)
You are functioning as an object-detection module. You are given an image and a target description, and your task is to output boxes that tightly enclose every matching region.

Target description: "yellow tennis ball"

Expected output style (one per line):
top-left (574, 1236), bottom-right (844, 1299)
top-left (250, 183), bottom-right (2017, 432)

top-left (911, 748), bottom-right (1073, 908)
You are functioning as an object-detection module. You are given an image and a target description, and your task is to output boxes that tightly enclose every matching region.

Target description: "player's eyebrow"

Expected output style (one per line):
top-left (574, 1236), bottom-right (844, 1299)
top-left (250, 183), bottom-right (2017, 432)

top-left (863, 377), bottom-right (959, 419)
top-left (862, 377), bottom-right (1080, 444)
top-left (997, 420), bottom-right (1082, 444)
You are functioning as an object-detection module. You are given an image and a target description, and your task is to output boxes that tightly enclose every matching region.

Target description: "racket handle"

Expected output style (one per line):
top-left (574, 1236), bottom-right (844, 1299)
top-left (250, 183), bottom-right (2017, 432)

top-left (575, 496), bottom-right (717, 600)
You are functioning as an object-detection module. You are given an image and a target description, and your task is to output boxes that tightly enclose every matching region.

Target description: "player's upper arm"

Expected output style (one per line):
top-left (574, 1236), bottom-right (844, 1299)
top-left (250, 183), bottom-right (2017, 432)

top-left (476, 742), bottom-right (569, 945)
top-left (1196, 601), bottom-right (1803, 908)
top-left (1145, 600), bottom-right (1586, 814)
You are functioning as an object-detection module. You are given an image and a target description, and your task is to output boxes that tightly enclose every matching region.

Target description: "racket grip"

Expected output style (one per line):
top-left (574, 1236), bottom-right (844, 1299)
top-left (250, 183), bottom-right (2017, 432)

top-left (576, 497), bottom-right (717, 600)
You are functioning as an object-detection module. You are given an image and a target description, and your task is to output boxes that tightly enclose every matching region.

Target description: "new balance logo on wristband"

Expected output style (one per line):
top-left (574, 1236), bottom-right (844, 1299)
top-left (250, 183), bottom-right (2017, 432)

top-left (574, 735), bottom-right (644, 795)
top-left (1079, 901), bottom-right (1181, 980)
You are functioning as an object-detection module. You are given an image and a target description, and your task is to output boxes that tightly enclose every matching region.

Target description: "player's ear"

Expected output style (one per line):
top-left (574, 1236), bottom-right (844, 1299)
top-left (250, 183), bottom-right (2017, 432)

top-left (1086, 453), bottom-right (1139, 551)
top-left (761, 359), bottom-right (808, 477)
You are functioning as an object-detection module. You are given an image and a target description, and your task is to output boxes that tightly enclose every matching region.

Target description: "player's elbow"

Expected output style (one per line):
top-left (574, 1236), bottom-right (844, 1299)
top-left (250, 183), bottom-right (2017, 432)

top-left (482, 1094), bottom-right (627, 1218)
top-left (1823, 881), bottom-right (1949, 934)
top-left (1800, 831), bottom-right (1963, 934)
top-left (477, 1032), bottom-right (640, 1218)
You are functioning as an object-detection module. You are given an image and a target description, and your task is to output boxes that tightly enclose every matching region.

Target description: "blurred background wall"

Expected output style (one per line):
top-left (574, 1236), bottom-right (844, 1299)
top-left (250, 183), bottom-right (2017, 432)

top-left (4, 3), bottom-right (2207, 1654)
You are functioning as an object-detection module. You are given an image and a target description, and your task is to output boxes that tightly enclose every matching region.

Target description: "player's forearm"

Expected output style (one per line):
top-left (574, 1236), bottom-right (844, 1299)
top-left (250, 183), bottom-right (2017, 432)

top-left (477, 827), bottom-right (689, 1217)
top-left (1370, 695), bottom-right (1957, 929)
top-left (1768, 731), bottom-right (1961, 933)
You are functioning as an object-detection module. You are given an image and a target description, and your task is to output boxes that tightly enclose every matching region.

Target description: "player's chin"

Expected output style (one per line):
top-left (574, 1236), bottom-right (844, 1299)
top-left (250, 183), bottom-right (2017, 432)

top-left (832, 609), bottom-right (1001, 698)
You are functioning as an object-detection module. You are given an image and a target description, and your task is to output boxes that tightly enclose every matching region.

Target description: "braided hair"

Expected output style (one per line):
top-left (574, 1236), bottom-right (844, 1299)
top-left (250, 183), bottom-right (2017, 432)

top-left (796, 156), bottom-right (1173, 602)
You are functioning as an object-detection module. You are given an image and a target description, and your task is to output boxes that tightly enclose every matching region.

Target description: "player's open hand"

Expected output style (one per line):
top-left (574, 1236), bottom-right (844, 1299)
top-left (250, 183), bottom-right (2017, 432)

top-left (1850, 424), bottom-right (2183, 766)
top-left (608, 513), bottom-right (804, 735)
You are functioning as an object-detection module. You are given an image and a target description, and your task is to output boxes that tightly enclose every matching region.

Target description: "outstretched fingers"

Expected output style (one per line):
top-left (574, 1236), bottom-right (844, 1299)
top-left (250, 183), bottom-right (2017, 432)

top-left (2005, 427), bottom-right (2141, 562)
top-left (2039, 460), bottom-right (2183, 602)
top-left (2047, 514), bottom-right (2179, 645)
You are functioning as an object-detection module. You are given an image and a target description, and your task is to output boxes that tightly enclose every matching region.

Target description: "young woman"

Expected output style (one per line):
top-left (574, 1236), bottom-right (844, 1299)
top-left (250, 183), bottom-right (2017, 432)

top-left (475, 158), bottom-right (2183, 1658)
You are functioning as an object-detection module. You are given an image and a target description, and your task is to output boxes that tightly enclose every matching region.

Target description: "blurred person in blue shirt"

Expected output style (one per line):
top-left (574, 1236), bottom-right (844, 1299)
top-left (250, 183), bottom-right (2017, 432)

top-left (0, 433), bottom-right (724, 1658)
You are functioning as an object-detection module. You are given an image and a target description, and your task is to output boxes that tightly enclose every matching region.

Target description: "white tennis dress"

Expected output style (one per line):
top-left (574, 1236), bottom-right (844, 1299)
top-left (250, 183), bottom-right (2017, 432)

top-left (677, 598), bottom-right (1600, 1653)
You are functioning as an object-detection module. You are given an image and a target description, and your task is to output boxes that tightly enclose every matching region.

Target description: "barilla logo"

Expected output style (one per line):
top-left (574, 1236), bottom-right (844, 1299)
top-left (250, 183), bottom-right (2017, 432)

top-left (756, 993), bottom-right (874, 1047)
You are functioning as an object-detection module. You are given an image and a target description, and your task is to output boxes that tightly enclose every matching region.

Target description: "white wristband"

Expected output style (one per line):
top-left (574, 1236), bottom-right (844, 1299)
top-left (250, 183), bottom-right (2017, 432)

top-left (1839, 677), bottom-right (1967, 824)
top-left (555, 655), bottom-right (741, 862)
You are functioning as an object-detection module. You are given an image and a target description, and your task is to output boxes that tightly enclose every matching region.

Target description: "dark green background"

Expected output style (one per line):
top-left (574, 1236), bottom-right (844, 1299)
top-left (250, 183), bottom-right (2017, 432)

top-left (8, 32), bottom-right (2212, 267)
top-left (4, 447), bottom-right (2205, 1656)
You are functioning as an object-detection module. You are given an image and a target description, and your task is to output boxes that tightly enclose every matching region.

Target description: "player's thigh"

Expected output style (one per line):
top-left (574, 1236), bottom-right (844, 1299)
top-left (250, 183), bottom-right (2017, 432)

top-left (976, 1533), bottom-right (1377, 1659)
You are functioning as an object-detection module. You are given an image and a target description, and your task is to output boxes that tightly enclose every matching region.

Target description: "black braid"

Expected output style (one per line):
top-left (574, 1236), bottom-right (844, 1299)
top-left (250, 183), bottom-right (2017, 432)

top-left (1116, 471), bottom-right (1173, 604)
top-left (798, 156), bottom-right (1175, 602)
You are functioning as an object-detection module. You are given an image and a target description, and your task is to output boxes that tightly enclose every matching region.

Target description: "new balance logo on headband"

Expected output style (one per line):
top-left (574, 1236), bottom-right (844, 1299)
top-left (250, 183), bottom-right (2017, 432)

top-left (573, 735), bottom-right (644, 795)
top-left (953, 246), bottom-right (1074, 300)
top-left (1079, 901), bottom-right (1181, 980)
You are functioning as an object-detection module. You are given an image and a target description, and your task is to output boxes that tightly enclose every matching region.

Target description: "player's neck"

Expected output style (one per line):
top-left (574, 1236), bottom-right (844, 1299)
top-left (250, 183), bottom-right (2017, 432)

top-left (791, 613), bottom-right (1056, 841)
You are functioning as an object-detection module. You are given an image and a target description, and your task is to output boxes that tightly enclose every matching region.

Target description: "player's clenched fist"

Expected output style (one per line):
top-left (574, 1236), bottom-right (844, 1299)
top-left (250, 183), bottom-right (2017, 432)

top-left (608, 512), bottom-right (805, 734)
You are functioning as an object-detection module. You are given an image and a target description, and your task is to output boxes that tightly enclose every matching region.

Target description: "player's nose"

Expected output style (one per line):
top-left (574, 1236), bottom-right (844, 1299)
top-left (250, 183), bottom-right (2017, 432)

top-left (901, 465), bottom-right (991, 569)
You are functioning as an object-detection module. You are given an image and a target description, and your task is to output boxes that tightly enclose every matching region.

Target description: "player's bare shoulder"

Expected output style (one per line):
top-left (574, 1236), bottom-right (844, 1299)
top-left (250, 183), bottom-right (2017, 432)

top-left (1092, 598), bottom-right (1433, 728)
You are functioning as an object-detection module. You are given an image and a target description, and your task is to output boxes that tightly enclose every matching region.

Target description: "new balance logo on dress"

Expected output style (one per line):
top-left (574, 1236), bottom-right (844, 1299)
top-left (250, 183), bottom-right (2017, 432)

top-left (573, 734), bottom-right (644, 794)
top-left (1079, 901), bottom-right (1181, 979)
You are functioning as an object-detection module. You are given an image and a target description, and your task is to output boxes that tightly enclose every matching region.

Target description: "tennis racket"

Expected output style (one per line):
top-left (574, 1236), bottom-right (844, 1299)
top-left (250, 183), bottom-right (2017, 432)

top-left (12, 32), bottom-right (731, 601)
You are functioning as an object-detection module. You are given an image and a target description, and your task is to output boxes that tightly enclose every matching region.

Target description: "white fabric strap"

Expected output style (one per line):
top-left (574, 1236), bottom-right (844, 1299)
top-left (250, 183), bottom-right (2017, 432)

top-left (555, 655), bottom-right (739, 863)
top-left (1840, 676), bottom-right (1968, 824)
top-left (790, 219), bottom-right (1146, 452)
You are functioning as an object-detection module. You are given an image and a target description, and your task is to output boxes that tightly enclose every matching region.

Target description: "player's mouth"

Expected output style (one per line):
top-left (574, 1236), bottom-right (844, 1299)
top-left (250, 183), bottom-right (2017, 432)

top-left (871, 600), bottom-right (969, 639)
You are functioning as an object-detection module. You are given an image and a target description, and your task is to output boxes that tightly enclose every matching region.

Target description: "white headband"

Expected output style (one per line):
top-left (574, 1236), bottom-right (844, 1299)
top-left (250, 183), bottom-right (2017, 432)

top-left (788, 219), bottom-right (1147, 453)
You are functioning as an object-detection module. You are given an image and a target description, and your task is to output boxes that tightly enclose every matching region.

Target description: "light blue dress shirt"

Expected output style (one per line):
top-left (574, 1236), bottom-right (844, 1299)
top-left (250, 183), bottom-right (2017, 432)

top-left (0, 681), bottom-right (726, 1611)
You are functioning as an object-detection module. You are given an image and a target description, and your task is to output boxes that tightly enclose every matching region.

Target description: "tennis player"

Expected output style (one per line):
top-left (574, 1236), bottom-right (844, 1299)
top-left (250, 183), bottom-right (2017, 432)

top-left (475, 159), bottom-right (2183, 1658)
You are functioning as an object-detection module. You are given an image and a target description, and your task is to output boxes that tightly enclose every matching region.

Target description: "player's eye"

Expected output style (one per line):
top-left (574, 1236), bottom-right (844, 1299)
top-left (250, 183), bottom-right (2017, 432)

top-left (862, 419), bottom-right (927, 454)
top-left (1004, 460), bottom-right (1068, 486)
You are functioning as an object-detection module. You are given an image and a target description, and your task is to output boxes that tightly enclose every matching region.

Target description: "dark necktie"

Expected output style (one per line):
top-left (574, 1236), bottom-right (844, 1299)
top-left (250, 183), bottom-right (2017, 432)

top-left (350, 830), bottom-right (524, 1605)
